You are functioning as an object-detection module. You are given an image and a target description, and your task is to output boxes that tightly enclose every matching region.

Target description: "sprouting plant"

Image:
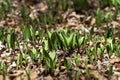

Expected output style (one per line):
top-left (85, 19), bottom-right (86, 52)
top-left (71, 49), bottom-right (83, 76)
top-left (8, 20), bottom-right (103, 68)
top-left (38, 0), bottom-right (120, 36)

top-left (17, 52), bottom-right (23, 67)
top-left (100, 0), bottom-right (120, 19)
top-left (109, 64), bottom-right (113, 75)
top-left (95, 8), bottom-right (104, 27)
top-left (76, 34), bottom-right (84, 51)
top-left (105, 26), bottom-right (114, 39)
top-left (86, 48), bottom-right (93, 62)
top-left (62, 32), bottom-right (76, 49)
top-left (111, 0), bottom-right (120, 6)
top-left (98, 44), bottom-right (105, 58)
top-left (104, 12), bottom-right (113, 22)
top-left (46, 0), bottom-right (54, 10)
top-left (1, 0), bottom-right (12, 13)
top-left (38, 29), bottom-right (44, 41)
top-left (85, 60), bottom-right (90, 77)
top-left (29, 25), bottom-right (36, 41)
top-left (21, 4), bottom-right (29, 22)
top-left (114, 43), bottom-right (120, 56)
top-left (39, 13), bottom-right (47, 27)
top-left (29, 47), bottom-right (38, 63)
top-left (106, 38), bottom-right (114, 56)
top-left (22, 25), bottom-right (31, 41)
top-left (47, 30), bottom-right (55, 50)
top-left (76, 70), bottom-right (81, 80)
top-left (114, 6), bottom-right (119, 20)
top-left (1, 63), bottom-right (8, 80)
top-left (0, 28), bottom-right (4, 41)
top-left (41, 47), bottom-right (56, 74)
top-left (6, 0), bottom-right (12, 12)
top-left (56, 31), bottom-right (67, 50)
top-left (64, 57), bottom-right (72, 70)
top-left (6, 28), bottom-right (16, 49)
top-left (73, 0), bottom-right (89, 12)
top-left (93, 44), bottom-right (98, 61)
top-left (55, 0), bottom-right (69, 11)
top-left (25, 69), bottom-right (31, 80)
top-left (74, 54), bottom-right (81, 66)
top-left (0, 9), bottom-right (4, 19)
top-left (34, 18), bottom-right (40, 27)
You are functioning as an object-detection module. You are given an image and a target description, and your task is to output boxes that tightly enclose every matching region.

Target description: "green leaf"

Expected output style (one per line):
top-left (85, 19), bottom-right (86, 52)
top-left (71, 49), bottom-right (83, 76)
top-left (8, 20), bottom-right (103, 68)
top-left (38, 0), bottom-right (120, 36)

top-left (105, 27), bottom-right (114, 39)
top-left (22, 26), bottom-right (31, 41)
top-left (17, 53), bottom-right (23, 66)
top-left (6, 28), bottom-right (16, 49)
top-left (6, 0), bottom-right (12, 12)
top-left (29, 47), bottom-right (38, 61)
top-left (39, 29), bottom-right (44, 40)
top-left (77, 37), bottom-right (84, 47)
top-left (0, 29), bottom-right (4, 41)
top-left (104, 12), bottom-right (113, 21)
top-left (1, 1), bottom-right (8, 11)
top-left (64, 58), bottom-right (72, 70)
top-left (49, 50), bottom-right (56, 61)
top-left (29, 25), bottom-right (35, 41)
top-left (74, 54), bottom-right (81, 66)
top-left (62, 32), bottom-right (75, 49)
top-left (56, 32), bottom-right (67, 50)
top-left (73, 0), bottom-right (89, 12)
top-left (21, 4), bottom-right (28, 21)
top-left (95, 8), bottom-right (104, 27)
top-left (107, 38), bottom-right (113, 50)
top-left (86, 66), bottom-right (90, 77)
top-left (109, 64), bottom-right (113, 75)
top-left (47, 30), bottom-right (52, 39)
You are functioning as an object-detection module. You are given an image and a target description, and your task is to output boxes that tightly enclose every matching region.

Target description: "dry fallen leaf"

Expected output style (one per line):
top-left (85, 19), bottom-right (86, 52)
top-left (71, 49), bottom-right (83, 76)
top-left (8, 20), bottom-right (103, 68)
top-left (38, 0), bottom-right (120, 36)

top-left (90, 70), bottom-right (107, 80)
top-left (114, 63), bottom-right (120, 70)
top-left (111, 21), bottom-right (119, 28)
top-left (90, 18), bottom-right (96, 26)
top-left (44, 75), bottom-right (53, 80)
top-left (110, 57), bottom-right (120, 64)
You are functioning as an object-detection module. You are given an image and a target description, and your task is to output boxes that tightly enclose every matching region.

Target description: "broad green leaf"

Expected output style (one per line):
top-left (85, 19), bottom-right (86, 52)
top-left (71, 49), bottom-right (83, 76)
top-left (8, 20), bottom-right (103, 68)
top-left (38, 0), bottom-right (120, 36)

top-left (95, 8), bottom-right (104, 27)
top-left (56, 32), bottom-right (67, 49)
top-left (78, 37), bottom-right (84, 47)
top-left (49, 50), bottom-right (56, 61)
top-left (64, 58), bottom-right (72, 70)
top-left (22, 26), bottom-right (31, 41)
top-left (29, 47), bottom-right (38, 61)
top-left (47, 30), bottom-right (52, 39)
top-left (109, 64), bottom-right (113, 75)
top-left (73, 0), bottom-right (89, 12)
top-left (6, 29), bottom-right (16, 49)
top-left (29, 25), bottom-right (35, 41)
top-left (104, 12), bottom-right (113, 21)
top-left (17, 53), bottom-right (23, 66)
top-left (39, 29), bottom-right (44, 40)
top-left (21, 4), bottom-right (28, 21)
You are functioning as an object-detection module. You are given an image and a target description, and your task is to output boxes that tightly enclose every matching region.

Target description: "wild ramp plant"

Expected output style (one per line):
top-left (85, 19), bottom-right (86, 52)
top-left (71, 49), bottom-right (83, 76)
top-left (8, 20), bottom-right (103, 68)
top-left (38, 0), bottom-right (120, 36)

top-left (6, 28), bottom-right (16, 49)
top-left (28, 47), bottom-right (39, 64)
top-left (0, 0), bottom-right (12, 17)
top-left (73, 0), bottom-right (90, 13)
top-left (0, 28), bottom-right (4, 42)
top-left (41, 47), bottom-right (56, 74)
top-left (94, 8), bottom-right (104, 27)
top-left (55, 0), bottom-right (69, 11)
top-left (61, 32), bottom-right (77, 50)
top-left (22, 25), bottom-right (36, 41)
top-left (21, 4), bottom-right (30, 24)
top-left (64, 57), bottom-right (72, 70)
top-left (74, 54), bottom-right (81, 66)
top-left (0, 62), bottom-right (8, 80)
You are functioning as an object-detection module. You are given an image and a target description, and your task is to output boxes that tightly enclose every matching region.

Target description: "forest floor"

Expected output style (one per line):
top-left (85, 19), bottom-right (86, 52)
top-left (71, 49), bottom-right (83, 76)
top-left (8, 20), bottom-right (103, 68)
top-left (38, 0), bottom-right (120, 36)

top-left (0, 0), bottom-right (120, 80)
